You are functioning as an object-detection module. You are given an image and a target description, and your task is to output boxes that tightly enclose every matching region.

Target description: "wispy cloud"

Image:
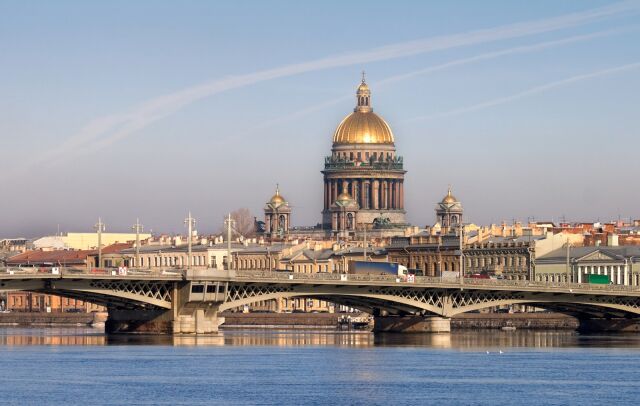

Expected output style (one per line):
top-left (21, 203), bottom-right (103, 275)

top-left (406, 62), bottom-right (640, 123)
top-left (26, 1), bottom-right (640, 167)
top-left (242, 27), bottom-right (634, 135)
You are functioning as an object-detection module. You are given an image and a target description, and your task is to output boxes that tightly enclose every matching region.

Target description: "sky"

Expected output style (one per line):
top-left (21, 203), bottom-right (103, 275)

top-left (1, 0), bottom-right (640, 238)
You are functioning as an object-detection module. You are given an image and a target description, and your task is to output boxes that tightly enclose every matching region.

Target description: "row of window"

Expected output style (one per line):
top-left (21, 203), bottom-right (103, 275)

top-left (334, 151), bottom-right (394, 162)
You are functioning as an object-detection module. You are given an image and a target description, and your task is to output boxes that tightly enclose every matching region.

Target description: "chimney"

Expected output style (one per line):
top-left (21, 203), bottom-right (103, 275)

top-left (607, 233), bottom-right (619, 247)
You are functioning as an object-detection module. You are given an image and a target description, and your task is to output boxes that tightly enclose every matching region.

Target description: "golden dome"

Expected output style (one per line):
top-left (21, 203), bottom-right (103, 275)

top-left (333, 75), bottom-right (394, 145)
top-left (442, 186), bottom-right (457, 204)
top-left (336, 191), bottom-right (353, 203)
top-left (357, 82), bottom-right (369, 93)
top-left (269, 185), bottom-right (286, 206)
top-left (333, 111), bottom-right (394, 144)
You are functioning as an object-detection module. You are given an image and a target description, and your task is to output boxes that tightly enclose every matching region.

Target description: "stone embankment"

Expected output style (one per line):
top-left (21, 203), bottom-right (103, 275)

top-left (221, 312), bottom-right (579, 330)
top-left (0, 312), bottom-right (107, 326)
top-left (452, 313), bottom-right (579, 330)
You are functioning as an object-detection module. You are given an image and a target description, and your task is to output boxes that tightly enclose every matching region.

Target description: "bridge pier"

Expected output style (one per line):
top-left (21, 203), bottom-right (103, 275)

top-left (105, 305), bottom-right (225, 335)
top-left (106, 279), bottom-right (227, 335)
top-left (578, 318), bottom-right (640, 333)
top-left (373, 315), bottom-right (451, 333)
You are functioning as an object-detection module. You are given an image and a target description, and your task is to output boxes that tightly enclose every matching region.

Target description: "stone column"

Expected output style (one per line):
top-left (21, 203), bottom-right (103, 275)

top-left (360, 180), bottom-right (366, 209)
top-left (332, 180), bottom-right (338, 205)
top-left (332, 213), bottom-right (338, 230)
top-left (399, 181), bottom-right (404, 209)
top-left (381, 180), bottom-right (387, 209)
top-left (372, 180), bottom-right (379, 209)
top-left (324, 181), bottom-right (329, 209)
top-left (578, 266), bottom-right (582, 283)
top-left (364, 180), bottom-right (370, 209)
top-left (352, 180), bottom-right (359, 204)
top-left (342, 179), bottom-right (348, 194)
top-left (394, 181), bottom-right (400, 209)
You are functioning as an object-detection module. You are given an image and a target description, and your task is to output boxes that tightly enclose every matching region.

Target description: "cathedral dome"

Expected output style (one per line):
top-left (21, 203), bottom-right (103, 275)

top-left (333, 111), bottom-right (394, 145)
top-left (332, 75), bottom-right (394, 145)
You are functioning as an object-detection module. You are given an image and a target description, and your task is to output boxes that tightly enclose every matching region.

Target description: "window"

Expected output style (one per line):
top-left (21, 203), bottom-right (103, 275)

top-left (191, 284), bottom-right (204, 293)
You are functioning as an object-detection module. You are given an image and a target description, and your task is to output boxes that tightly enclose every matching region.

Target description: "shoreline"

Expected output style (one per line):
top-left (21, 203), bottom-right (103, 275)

top-left (0, 311), bottom-right (579, 330)
top-left (220, 312), bottom-right (579, 331)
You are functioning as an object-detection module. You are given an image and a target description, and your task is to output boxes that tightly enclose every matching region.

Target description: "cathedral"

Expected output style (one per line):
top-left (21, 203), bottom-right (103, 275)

top-left (260, 76), bottom-right (463, 239)
top-left (321, 75), bottom-right (407, 234)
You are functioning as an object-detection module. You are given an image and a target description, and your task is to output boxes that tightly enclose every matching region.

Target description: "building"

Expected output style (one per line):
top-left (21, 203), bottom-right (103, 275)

top-left (116, 243), bottom-right (246, 270)
top-left (33, 232), bottom-right (151, 250)
top-left (435, 187), bottom-right (463, 232)
top-left (321, 75), bottom-right (407, 234)
top-left (536, 245), bottom-right (640, 285)
top-left (4, 248), bottom-right (116, 313)
top-left (263, 185), bottom-right (292, 240)
top-left (387, 192), bottom-right (577, 280)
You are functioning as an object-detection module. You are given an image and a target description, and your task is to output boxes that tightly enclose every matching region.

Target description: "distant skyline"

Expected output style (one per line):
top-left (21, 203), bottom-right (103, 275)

top-left (2, 1), bottom-right (640, 237)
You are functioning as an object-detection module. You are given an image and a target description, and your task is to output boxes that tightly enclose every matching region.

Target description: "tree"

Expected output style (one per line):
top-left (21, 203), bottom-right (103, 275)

top-left (222, 208), bottom-right (256, 239)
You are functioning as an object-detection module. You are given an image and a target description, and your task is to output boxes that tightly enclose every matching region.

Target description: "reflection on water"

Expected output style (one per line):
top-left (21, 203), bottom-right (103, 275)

top-left (1, 326), bottom-right (640, 349)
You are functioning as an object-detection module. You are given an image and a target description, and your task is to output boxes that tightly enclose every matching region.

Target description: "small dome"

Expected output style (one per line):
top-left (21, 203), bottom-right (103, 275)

top-left (336, 191), bottom-right (353, 204)
top-left (442, 187), bottom-right (457, 204)
top-left (357, 82), bottom-right (369, 93)
top-left (268, 185), bottom-right (286, 206)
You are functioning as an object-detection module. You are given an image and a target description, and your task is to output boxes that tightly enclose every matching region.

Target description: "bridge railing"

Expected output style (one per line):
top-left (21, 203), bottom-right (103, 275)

top-left (233, 269), bottom-right (640, 292)
top-left (0, 266), bottom-right (184, 278)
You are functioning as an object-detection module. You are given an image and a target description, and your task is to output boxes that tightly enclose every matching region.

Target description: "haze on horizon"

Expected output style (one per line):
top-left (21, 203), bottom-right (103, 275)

top-left (1, 0), bottom-right (640, 238)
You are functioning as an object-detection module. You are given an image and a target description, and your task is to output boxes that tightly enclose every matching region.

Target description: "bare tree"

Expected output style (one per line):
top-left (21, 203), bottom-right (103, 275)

top-left (221, 208), bottom-right (256, 238)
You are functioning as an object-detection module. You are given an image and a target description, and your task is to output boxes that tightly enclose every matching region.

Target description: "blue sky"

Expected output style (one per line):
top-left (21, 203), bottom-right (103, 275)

top-left (1, 0), bottom-right (640, 237)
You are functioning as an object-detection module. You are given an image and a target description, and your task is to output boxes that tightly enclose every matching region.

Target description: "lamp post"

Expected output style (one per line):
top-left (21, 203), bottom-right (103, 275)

top-left (132, 218), bottom-right (143, 268)
top-left (184, 212), bottom-right (196, 270)
top-left (459, 222), bottom-right (464, 287)
top-left (94, 217), bottom-right (105, 269)
top-left (224, 213), bottom-right (236, 271)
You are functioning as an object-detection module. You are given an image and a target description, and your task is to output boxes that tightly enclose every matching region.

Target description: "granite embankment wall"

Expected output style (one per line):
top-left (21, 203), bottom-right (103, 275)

top-left (221, 312), bottom-right (579, 330)
top-left (0, 312), bottom-right (106, 326)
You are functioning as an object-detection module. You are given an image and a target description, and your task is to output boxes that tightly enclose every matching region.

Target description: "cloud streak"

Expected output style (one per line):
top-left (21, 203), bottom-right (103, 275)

top-left (242, 27), bottom-right (634, 135)
top-left (27, 1), bottom-right (640, 166)
top-left (406, 62), bottom-right (640, 123)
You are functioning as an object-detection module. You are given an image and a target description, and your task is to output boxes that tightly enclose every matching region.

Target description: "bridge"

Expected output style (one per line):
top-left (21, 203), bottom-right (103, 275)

top-left (2, 267), bottom-right (640, 333)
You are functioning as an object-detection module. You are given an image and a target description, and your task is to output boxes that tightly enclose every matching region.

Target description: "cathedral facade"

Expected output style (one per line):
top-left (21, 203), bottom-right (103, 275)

top-left (321, 76), bottom-right (407, 233)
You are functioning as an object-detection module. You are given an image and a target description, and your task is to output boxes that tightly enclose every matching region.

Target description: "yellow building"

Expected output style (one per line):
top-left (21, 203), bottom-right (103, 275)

top-left (33, 232), bottom-right (151, 250)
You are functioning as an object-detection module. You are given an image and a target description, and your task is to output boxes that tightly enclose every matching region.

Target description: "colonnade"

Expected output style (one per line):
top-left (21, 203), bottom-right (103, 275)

top-left (323, 178), bottom-right (404, 210)
top-left (575, 264), bottom-right (629, 285)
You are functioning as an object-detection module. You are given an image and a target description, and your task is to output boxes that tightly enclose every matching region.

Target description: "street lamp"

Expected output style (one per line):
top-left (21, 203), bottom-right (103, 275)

top-left (132, 218), bottom-right (143, 269)
top-left (184, 212), bottom-right (196, 270)
top-left (94, 217), bottom-right (105, 269)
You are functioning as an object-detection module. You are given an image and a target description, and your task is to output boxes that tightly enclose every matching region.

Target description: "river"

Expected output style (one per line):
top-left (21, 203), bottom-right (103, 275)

top-left (1, 327), bottom-right (639, 405)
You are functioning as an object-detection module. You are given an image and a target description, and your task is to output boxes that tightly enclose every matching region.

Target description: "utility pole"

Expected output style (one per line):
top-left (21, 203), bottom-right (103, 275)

top-left (94, 217), bottom-right (105, 269)
top-left (565, 241), bottom-right (571, 283)
top-left (459, 222), bottom-right (464, 287)
top-left (132, 218), bottom-right (143, 268)
top-left (224, 213), bottom-right (235, 271)
top-left (184, 212), bottom-right (196, 270)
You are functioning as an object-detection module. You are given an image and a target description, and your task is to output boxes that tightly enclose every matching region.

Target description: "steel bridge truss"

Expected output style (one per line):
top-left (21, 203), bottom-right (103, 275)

top-left (221, 282), bottom-right (640, 318)
top-left (0, 279), bottom-right (174, 309)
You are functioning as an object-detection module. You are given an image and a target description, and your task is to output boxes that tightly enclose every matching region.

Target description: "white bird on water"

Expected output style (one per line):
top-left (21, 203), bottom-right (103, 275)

top-left (499, 350), bottom-right (504, 354)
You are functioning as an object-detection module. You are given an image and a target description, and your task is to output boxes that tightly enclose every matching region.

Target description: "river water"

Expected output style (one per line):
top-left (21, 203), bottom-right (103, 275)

top-left (1, 327), bottom-right (639, 405)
